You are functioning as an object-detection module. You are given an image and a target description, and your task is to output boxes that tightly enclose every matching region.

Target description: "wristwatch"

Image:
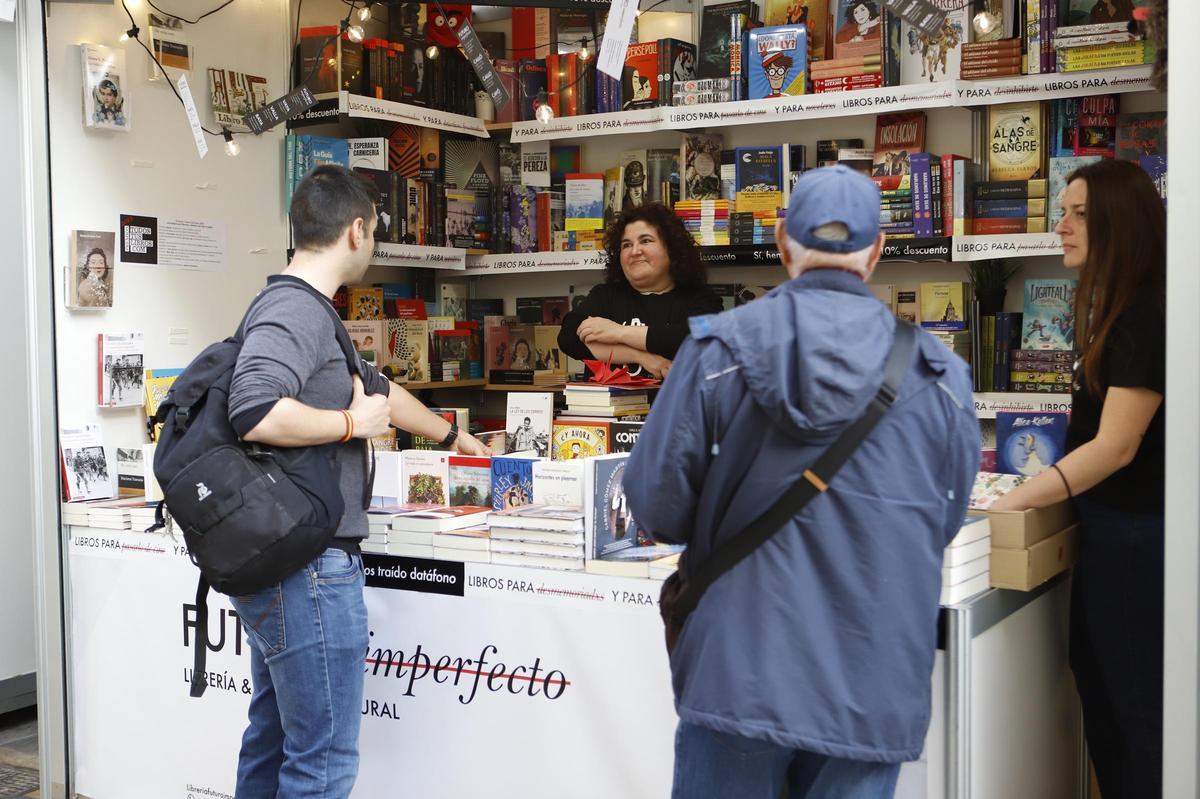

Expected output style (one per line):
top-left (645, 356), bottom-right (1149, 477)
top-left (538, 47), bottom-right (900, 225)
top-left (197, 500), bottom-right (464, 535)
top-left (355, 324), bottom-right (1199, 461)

top-left (439, 421), bottom-right (459, 450)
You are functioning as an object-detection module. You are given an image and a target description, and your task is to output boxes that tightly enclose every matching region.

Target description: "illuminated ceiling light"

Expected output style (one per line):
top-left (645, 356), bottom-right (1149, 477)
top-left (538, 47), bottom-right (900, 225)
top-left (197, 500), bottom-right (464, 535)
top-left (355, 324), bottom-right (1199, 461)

top-left (534, 91), bottom-right (554, 124)
top-left (426, 44), bottom-right (441, 60)
top-left (578, 38), bottom-right (591, 61)
top-left (347, 24), bottom-right (366, 43)
top-left (222, 128), bottom-right (241, 157)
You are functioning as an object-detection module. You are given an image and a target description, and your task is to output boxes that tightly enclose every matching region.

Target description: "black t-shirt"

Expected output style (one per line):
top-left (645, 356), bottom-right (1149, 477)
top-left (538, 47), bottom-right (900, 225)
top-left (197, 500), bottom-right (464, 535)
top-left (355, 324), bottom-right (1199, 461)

top-left (557, 282), bottom-right (724, 371)
top-left (1065, 289), bottom-right (1165, 515)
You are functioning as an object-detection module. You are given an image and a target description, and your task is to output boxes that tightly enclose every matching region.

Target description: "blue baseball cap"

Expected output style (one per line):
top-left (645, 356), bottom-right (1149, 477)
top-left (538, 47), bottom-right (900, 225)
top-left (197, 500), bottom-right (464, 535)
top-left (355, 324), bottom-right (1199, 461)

top-left (784, 164), bottom-right (881, 254)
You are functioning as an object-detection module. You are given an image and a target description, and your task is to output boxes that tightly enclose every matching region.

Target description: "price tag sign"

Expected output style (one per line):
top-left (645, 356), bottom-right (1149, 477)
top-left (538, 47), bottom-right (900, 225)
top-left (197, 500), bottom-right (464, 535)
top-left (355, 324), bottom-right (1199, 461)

top-left (597, 0), bottom-right (639, 79)
top-left (457, 19), bottom-right (511, 112)
top-left (244, 85), bottom-right (319, 134)
top-left (882, 0), bottom-right (946, 38)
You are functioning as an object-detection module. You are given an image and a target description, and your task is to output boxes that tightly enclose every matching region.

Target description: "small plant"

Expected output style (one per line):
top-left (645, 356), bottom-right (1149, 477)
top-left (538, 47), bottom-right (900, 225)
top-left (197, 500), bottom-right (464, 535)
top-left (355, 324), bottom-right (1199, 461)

top-left (965, 259), bottom-right (1021, 315)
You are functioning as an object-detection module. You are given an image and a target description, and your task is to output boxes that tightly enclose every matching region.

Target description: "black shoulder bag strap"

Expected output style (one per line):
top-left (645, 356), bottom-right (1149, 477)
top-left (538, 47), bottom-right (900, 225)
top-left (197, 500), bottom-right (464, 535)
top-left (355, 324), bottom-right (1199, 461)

top-left (669, 320), bottom-right (918, 626)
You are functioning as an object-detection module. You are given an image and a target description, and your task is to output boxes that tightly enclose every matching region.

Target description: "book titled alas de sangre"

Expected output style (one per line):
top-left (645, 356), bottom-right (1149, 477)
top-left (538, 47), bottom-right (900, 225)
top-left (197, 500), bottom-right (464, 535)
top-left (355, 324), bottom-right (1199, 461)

top-left (872, 111), bottom-right (926, 191)
top-left (747, 25), bottom-right (808, 99)
top-left (988, 102), bottom-right (1045, 181)
top-left (1021, 279), bottom-right (1077, 351)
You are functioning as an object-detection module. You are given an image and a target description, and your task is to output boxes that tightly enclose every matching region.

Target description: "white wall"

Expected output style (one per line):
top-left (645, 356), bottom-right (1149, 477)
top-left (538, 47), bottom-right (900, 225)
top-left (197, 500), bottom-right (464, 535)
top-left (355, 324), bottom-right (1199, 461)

top-left (46, 0), bottom-right (291, 470)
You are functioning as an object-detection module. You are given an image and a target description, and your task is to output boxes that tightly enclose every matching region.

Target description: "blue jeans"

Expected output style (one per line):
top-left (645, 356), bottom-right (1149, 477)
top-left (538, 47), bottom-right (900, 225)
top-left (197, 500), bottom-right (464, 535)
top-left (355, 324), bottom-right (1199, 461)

top-left (230, 548), bottom-right (369, 799)
top-left (672, 720), bottom-right (901, 799)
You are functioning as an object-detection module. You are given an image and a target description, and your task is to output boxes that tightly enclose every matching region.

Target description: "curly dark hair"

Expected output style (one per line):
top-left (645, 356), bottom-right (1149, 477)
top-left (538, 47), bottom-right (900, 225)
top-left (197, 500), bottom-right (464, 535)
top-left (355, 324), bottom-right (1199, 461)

top-left (601, 203), bottom-right (708, 291)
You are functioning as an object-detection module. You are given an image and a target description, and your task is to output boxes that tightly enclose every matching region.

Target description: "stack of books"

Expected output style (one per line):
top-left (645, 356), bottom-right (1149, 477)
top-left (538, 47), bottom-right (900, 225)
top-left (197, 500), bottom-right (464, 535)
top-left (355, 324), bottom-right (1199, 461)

top-left (809, 53), bottom-right (882, 93)
top-left (129, 501), bottom-right (161, 534)
top-left (675, 200), bottom-right (730, 246)
top-left (959, 38), bottom-right (1022, 80)
top-left (729, 210), bottom-right (776, 246)
top-left (1055, 23), bottom-right (1147, 73)
top-left (971, 179), bottom-right (1048, 235)
top-left (561, 384), bottom-right (651, 421)
top-left (879, 186), bottom-right (914, 238)
top-left (62, 502), bottom-right (91, 527)
top-left (533, 371), bottom-right (568, 387)
top-left (1009, 350), bottom-right (1073, 393)
top-left (432, 527), bottom-right (492, 563)
top-left (488, 505), bottom-right (586, 571)
top-left (362, 508), bottom-right (396, 554)
top-left (87, 498), bottom-right (143, 531)
top-left (940, 516), bottom-right (992, 605)
top-left (388, 506), bottom-right (491, 558)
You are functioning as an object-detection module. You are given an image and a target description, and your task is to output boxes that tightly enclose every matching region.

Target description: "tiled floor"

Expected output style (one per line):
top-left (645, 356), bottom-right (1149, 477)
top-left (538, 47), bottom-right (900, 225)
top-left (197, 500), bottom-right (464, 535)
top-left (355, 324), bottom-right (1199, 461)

top-left (0, 707), bottom-right (38, 799)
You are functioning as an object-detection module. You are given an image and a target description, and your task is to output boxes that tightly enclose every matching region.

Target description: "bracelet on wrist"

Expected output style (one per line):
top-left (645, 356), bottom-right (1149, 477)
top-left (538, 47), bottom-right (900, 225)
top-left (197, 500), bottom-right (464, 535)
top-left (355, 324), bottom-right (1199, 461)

top-left (439, 421), bottom-right (459, 450)
top-left (339, 410), bottom-right (354, 443)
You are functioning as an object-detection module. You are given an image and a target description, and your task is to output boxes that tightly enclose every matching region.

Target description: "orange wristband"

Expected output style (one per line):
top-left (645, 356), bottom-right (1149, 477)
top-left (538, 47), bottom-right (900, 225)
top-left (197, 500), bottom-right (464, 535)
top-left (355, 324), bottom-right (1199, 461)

top-left (339, 410), bottom-right (354, 443)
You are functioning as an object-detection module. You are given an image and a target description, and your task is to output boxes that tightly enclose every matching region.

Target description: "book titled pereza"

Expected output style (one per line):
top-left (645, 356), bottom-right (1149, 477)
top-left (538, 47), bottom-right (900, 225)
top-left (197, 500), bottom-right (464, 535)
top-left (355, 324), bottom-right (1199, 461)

top-left (872, 112), bottom-right (926, 191)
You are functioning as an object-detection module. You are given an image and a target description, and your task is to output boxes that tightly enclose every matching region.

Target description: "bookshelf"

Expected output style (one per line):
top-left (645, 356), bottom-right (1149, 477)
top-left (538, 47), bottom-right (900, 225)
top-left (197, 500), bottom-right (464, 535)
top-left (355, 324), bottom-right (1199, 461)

top-left (484, 383), bottom-right (567, 392)
top-left (401, 378), bottom-right (487, 391)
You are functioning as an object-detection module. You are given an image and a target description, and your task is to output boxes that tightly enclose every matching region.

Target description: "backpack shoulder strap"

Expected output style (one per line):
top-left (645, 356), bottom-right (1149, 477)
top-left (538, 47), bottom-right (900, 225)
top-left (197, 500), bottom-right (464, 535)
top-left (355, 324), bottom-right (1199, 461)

top-left (238, 278), bottom-right (363, 379)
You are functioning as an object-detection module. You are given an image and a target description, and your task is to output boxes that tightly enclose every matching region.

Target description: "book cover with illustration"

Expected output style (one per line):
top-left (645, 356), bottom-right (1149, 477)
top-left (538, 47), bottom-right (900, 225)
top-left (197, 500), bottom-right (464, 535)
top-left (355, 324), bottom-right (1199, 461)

top-left (747, 25), bottom-right (808, 99)
top-left (1021, 279), bottom-right (1077, 351)
top-left (505, 392), bottom-right (554, 457)
top-left (899, 1), bottom-right (966, 84)
top-left (208, 68), bottom-right (269, 132)
top-left (354, 168), bottom-right (396, 242)
top-left (995, 412), bottom-right (1068, 477)
top-left (919, 282), bottom-right (968, 332)
top-left (698, 1), bottom-right (754, 80)
top-left (619, 149), bottom-right (650, 211)
top-left (1115, 111), bottom-right (1166, 160)
top-left (585, 454), bottom-right (648, 560)
top-left (622, 41), bottom-right (659, 110)
top-left (765, 0), bottom-right (829, 58)
top-left (401, 450), bottom-right (449, 505)
top-left (82, 44), bottom-right (130, 131)
top-left (385, 318), bottom-right (429, 383)
top-left (735, 146), bottom-right (784, 192)
top-left (681, 133), bottom-right (723, 201)
top-left (988, 102), bottom-right (1045, 181)
top-left (832, 0), bottom-right (884, 60)
top-left (97, 332), bottom-right (144, 408)
top-left (348, 286), bottom-right (384, 320)
top-left (1073, 94), bottom-right (1119, 158)
top-left (646, 149), bottom-right (680, 206)
top-left (491, 452), bottom-right (540, 511)
top-left (872, 112), bottom-right (926, 191)
top-left (67, 229), bottom-right (116, 309)
top-left (443, 138), bottom-right (499, 191)
top-left (343, 321), bottom-right (384, 363)
top-left (60, 424), bottom-right (114, 502)
top-left (448, 454), bottom-right (492, 507)
top-left (552, 419), bottom-right (611, 460)
top-left (506, 185), bottom-right (539, 253)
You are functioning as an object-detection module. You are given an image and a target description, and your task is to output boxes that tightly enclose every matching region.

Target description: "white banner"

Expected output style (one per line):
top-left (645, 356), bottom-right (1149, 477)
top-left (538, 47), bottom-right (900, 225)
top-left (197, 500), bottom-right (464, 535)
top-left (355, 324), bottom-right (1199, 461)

top-left (370, 242), bottom-right (467, 270)
top-left (339, 91), bottom-right (489, 138)
top-left (463, 250), bottom-right (607, 276)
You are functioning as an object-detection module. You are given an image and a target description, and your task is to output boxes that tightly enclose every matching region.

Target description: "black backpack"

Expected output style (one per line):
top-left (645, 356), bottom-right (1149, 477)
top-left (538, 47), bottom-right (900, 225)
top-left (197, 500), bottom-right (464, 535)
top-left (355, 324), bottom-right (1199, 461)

top-left (150, 278), bottom-right (371, 697)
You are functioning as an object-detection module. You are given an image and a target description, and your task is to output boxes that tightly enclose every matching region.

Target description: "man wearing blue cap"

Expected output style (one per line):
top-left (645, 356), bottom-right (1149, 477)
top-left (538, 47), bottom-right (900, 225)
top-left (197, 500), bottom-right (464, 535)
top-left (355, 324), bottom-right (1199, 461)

top-left (626, 165), bottom-right (979, 798)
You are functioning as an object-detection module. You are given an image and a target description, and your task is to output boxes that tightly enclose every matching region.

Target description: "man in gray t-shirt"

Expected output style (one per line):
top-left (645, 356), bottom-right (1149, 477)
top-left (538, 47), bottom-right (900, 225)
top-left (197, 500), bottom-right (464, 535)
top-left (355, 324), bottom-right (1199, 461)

top-left (226, 164), bottom-right (488, 798)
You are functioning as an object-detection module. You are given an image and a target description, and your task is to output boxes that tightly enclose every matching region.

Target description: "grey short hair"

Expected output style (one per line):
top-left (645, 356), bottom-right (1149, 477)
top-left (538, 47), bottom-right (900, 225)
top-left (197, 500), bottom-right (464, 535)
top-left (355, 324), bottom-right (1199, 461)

top-left (782, 235), bottom-right (875, 276)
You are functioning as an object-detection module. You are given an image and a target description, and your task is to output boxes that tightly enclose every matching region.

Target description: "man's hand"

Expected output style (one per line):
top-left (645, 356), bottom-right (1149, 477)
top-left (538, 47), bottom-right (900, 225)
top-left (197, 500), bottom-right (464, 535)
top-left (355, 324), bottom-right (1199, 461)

top-left (639, 352), bottom-right (672, 380)
top-left (577, 316), bottom-right (628, 346)
top-left (454, 430), bottom-right (492, 456)
top-left (348, 375), bottom-right (390, 439)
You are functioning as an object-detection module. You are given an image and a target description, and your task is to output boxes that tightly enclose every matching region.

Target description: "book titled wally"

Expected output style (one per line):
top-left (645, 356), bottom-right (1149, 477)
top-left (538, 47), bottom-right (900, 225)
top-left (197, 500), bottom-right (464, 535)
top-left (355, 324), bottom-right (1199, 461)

top-left (995, 412), bottom-right (1068, 477)
top-left (747, 24), bottom-right (808, 99)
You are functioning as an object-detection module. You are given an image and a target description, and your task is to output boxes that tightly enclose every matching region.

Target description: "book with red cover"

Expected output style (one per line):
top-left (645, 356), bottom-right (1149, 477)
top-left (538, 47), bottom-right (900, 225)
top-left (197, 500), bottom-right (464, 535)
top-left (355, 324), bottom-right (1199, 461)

top-left (547, 52), bottom-right (580, 117)
top-left (388, 298), bottom-right (428, 319)
top-left (872, 112), bottom-right (927, 192)
top-left (622, 41), bottom-right (659, 110)
top-left (1074, 95), bottom-right (1119, 158)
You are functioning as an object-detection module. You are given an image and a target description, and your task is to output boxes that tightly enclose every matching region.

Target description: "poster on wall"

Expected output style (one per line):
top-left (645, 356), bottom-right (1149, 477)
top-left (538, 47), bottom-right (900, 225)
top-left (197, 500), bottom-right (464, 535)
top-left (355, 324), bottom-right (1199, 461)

top-left (208, 68), bottom-right (271, 132)
top-left (81, 44), bottom-right (130, 132)
top-left (119, 213), bottom-right (227, 272)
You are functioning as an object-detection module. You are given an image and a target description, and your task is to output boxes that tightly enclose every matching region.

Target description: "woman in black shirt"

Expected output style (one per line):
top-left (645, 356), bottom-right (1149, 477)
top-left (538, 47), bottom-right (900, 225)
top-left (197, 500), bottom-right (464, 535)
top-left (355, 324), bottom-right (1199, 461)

top-left (992, 159), bottom-right (1165, 798)
top-left (558, 203), bottom-right (723, 379)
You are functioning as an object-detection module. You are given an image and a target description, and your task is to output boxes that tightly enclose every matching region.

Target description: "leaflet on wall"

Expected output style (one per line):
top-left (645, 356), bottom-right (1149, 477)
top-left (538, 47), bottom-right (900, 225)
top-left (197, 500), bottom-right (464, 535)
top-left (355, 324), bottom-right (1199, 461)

top-left (81, 44), bottom-right (130, 132)
top-left (147, 13), bottom-right (192, 81)
top-left (119, 214), bottom-right (227, 272)
top-left (208, 69), bottom-right (271, 132)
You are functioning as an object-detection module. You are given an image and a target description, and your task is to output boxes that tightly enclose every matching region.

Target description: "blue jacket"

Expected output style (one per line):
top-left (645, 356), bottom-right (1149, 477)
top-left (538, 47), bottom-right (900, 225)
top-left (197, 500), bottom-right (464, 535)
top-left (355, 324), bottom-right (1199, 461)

top-left (625, 268), bottom-right (979, 763)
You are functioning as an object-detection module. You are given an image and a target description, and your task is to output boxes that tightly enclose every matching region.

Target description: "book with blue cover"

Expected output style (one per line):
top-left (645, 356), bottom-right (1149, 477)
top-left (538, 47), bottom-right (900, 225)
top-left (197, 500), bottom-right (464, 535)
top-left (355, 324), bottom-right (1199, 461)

top-left (1139, 155), bottom-right (1167, 206)
top-left (747, 24), bottom-right (808, 99)
top-left (585, 454), bottom-right (642, 560)
top-left (490, 452), bottom-right (539, 512)
top-left (995, 412), bottom-right (1068, 477)
top-left (734, 146), bottom-right (784, 192)
top-left (1021, 279), bottom-right (1077, 351)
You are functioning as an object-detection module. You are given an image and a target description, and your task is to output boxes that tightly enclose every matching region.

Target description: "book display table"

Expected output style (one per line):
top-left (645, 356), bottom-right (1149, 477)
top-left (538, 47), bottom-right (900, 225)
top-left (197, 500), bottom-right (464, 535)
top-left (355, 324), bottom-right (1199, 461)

top-left (66, 527), bottom-right (1080, 798)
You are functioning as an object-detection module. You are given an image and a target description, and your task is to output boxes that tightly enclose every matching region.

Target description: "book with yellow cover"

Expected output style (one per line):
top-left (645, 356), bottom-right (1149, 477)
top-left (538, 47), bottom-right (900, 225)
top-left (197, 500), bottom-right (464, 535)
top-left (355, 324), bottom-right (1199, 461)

top-left (143, 368), bottom-right (182, 441)
top-left (551, 419), bottom-right (611, 460)
top-left (988, 101), bottom-right (1044, 182)
top-left (919, 281), bottom-right (968, 332)
top-left (348, 286), bottom-right (384, 320)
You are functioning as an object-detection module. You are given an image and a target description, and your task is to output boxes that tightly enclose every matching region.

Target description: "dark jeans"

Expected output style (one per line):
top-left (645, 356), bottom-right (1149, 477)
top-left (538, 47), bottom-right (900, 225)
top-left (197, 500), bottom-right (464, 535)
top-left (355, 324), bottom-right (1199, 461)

top-left (1070, 494), bottom-right (1164, 799)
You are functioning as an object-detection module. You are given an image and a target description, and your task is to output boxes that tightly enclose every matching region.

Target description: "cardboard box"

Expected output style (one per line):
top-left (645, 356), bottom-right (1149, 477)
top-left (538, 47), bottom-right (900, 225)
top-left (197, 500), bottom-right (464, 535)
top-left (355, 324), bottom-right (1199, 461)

top-left (970, 500), bottom-right (1075, 549)
top-left (990, 525), bottom-right (1079, 591)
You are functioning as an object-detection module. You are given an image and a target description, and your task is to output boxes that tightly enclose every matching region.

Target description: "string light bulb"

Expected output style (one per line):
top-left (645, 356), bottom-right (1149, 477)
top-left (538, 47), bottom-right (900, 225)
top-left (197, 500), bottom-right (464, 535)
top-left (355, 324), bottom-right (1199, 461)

top-left (426, 44), bottom-right (441, 60)
top-left (222, 128), bottom-right (240, 157)
top-left (358, 2), bottom-right (373, 21)
top-left (578, 38), bottom-right (591, 62)
top-left (534, 91), bottom-right (554, 124)
top-left (120, 25), bottom-right (139, 42)
top-left (972, 10), bottom-right (998, 34)
top-left (346, 24), bottom-right (366, 43)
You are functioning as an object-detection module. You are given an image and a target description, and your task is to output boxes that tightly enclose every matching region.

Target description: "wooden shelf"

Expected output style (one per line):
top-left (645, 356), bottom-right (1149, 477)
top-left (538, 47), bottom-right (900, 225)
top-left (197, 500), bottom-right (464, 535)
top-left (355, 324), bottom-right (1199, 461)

top-left (484, 383), bottom-right (567, 392)
top-left (484, 121), bottom-right (514, 132)
top-left (401, 378), bottom-right (487, 391)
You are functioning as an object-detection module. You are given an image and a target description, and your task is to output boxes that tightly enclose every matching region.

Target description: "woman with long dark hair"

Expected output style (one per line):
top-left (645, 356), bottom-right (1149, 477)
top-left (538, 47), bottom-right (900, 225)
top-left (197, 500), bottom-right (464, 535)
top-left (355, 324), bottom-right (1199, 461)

top-left (558, 203), bottom-right (723, 379)
top-left (992, 159), bottom-right (1166, 797)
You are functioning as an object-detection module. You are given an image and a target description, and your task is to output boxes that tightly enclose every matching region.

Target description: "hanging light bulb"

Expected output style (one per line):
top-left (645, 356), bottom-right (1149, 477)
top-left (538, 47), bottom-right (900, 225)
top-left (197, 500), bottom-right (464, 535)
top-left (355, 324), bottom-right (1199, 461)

top-left (222, 128), bottom-right (241, 157)
top-left (578, 38), bottom-right (591, 62)
top-left (972, 10), bottom-right (997, 34)
top-left (120, 25), bottom-right (139, 42)
top-left (635, 7), bottom-right (642, 17)
top-left (426, 44), bottom-right (441, 60)
top-left (534, 91), bottom-right (554, 124)
top-left (358, 2), bottom-right (373, 22)
top-left (347, 24), bottom-right (366, 43)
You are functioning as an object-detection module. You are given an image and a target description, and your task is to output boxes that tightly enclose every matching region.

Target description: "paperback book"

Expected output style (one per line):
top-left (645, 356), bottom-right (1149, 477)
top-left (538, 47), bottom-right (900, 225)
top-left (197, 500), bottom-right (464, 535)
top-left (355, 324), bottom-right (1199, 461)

top-left (491, 451), bottom-right (540, 511)
top-left (747, 25), bottom-right (808, 99)
top-left (995, 411), bottom-right (1068, 477)
top-left (1021, 279), bottom-right (1077, 351)
top-left (97, 332), bottom-right (145, 407)
top-left (505, 392), bottom-right (554, 457)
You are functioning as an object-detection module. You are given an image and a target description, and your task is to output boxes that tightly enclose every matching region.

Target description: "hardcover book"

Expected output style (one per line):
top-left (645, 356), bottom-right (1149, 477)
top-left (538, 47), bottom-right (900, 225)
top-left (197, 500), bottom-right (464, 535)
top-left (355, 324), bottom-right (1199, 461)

top-left (1021, 279), bottom-right (1077, 351)
top-left (443, 139), bottom-right (500, 191)
top-left (764, 0), bottom-right (829, 58)
top-left (988, 102), bottom-right (1045, 181)
top-left (747, 25), bottom-right (808, 99)
top-left (448, 455), bottom-right (492, 507)
top-left (698, 1), bottom-right (754, 79)
top-left (610, 421), bottom-right (644, 453)
top-left (735, 146), bottom-right (784, 192)
top-left (681, 133), bottom-right (724, 201)
top-left (660, 39), bottom-right (698, 105)
top-left (995, 412), bottom-right (1068, 477)
top-left (97, 332), bottom-right (144, 407)
top-left (872, 112), bottom-right (927, 191)
top-left (552, 419), bottom-right (611, 460)
top-left (505, 392), bottom-right (554, 457)
top-left (348, 286), bottom-right (384, 320)
top-left (518, 59), bottom-right (549, 122)
top-left (401, 450), bottom-right (450, 505)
